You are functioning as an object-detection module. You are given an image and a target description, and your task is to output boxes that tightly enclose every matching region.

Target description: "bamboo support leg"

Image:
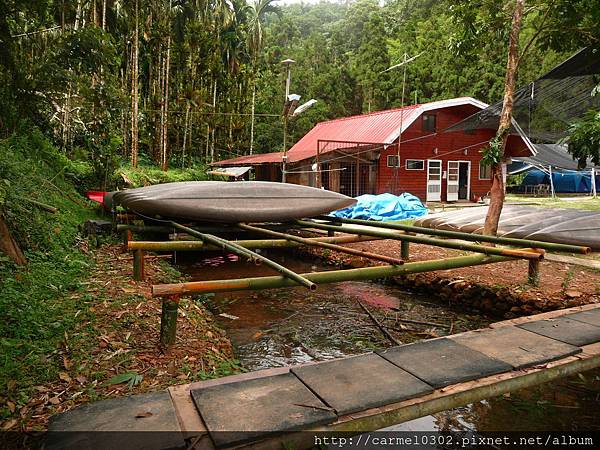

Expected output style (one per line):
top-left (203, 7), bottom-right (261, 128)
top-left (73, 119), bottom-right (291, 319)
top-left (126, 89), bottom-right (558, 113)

top-left (133, 249), bottom-right (145, 281)
top-left (122, 229), bottom-right (133, 252)
top-left (160, 296), bottom-right (179, 347)
top-left (528, 259), bottom-right (540, 286)
top-left (401, 241), bottom-right (410, 260)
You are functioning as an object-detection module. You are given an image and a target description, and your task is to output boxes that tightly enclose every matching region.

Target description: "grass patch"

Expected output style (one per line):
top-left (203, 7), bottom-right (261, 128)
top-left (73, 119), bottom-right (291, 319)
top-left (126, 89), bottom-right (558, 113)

top-left (0, 129), bottom-right (98, 420)
top-left (506, 195), bottom-right (600, 211)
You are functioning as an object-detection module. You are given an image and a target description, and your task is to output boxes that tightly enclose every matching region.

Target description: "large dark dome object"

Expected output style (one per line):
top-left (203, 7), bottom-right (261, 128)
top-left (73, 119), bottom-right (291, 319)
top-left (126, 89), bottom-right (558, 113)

top-left (112, 181), bottom-right (357, 223)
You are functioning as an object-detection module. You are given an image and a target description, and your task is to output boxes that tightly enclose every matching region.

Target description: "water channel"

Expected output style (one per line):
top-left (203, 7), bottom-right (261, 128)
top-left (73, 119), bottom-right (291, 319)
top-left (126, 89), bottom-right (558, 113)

top-left (177, 250), bottom-right (600, 433)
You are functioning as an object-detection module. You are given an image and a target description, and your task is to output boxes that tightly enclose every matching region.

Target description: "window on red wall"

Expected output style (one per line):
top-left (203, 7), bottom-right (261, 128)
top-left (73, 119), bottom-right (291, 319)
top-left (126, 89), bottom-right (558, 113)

top-left (422, 114), bottom-right (436, 132)
top-left (479, 161), bottom-right (492, 180)
top-left (405, 159), bottom-right (425, 170)
top-left (387, 155), bottom-right (400, 167)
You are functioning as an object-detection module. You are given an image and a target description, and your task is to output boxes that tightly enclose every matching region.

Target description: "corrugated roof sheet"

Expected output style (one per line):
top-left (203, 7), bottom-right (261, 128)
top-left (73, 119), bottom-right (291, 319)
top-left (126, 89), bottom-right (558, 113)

top-left (286, 104), bottom-right (421, 162)
top-left (212, 152), bottom-right (283, 166)
top-left (514, 144), bottom-right (600, 170)
top-left (213, 97), bottom-right (489, 166)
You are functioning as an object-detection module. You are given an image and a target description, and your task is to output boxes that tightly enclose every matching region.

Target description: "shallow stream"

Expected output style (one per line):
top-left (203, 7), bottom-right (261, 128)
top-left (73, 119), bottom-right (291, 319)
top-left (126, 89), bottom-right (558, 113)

top-left (177, 250), bottom-right (600, 432)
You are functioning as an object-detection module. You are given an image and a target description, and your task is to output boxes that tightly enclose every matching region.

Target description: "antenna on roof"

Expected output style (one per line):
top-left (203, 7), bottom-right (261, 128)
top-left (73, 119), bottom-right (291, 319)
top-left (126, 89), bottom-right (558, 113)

top-left (379, 51), bottom-right (425, 194)
top-left (379, 51), bottom-right (425, 74)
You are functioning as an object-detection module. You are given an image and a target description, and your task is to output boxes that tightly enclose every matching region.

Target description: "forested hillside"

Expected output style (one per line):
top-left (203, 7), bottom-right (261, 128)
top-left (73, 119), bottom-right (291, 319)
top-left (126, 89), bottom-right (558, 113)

top-left (0, 0), bottom-right (597, 188)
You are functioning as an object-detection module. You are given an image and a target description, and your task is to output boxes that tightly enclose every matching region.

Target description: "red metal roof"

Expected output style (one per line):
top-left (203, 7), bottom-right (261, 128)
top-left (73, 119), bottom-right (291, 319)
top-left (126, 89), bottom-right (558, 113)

top-left (213, 97), bottom-right (492, 166)
top-left (286, 104), bottom-right (421, 162)
top-left (212, 151), bottom-right (283, 166)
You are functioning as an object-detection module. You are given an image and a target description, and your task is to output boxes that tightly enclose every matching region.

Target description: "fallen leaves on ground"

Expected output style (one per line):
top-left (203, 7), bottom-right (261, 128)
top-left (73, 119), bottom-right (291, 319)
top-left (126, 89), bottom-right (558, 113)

top-left (1, 243), bottom-right (234, 432)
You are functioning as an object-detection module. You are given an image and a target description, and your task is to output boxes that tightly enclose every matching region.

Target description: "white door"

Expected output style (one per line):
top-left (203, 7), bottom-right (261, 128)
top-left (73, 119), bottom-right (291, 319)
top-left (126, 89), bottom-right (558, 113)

top-left (447, 161), bottom-right (460, 202)
top-left (426, 160), bottom-right (442, 202)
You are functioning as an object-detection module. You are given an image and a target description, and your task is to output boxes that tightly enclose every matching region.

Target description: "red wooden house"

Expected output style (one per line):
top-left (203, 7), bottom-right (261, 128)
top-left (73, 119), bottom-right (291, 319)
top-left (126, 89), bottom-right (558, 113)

top-left (213, 97), bottom-right (534, 203)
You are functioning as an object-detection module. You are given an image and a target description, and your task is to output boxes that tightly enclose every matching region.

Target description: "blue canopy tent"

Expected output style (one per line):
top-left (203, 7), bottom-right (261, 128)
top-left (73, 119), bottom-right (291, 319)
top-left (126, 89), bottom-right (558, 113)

top-left (522, 169), bottom-right (599, 193)
top-left (509, 144), bottom-right (599, 196)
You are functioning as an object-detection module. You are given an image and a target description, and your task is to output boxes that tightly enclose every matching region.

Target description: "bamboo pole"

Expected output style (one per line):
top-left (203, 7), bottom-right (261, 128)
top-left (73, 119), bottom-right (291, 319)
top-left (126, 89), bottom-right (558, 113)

top-left (152, 253), bottom-right (512, 296)
top-left (18, 197), bottom-right (58, 213)
top-left (237, 223), bottom-right (404, 265)
top-left (160, 296), bottom-right (179, 347)
top-left (128, 235), bottom-right (379, 252)
top-left (170, 222), bottom-right (316, 290)
top-left (358, 301), bottom-right (401, 345)
top-left (121, 229), bottom-right (133, 252)
top-left (317, 216), bottom-right (590, 254)
top-left (116, 223), bottom-right (310, 235)
top-left (528, 259), bottom-right (540, 286)
top-left (133, 249), bottom-right (145, 281)
top-left (117, 224), bottom-right (174, 234)
top-left (401, 241), bottom-right (410, 260)
top-left (297, 220), bottom-right (544, 260)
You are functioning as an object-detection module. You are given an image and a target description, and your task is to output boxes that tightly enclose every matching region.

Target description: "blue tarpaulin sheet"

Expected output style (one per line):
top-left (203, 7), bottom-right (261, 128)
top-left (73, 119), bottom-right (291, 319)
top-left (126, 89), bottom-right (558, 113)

top-left (330, 193), bottom-right (428, 221)
top-left (522, 169), bottom-right (599, 193)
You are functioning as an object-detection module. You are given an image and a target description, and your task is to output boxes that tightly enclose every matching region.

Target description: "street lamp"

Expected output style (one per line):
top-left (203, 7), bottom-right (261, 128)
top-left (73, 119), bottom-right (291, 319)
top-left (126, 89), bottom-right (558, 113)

top-left (280, 58), bottom-right (317, 183)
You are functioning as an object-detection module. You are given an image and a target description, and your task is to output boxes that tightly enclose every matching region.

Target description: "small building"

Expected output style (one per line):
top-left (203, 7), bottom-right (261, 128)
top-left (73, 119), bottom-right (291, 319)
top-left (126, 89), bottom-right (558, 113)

top-left (213, 97), bottom-right (535, 203)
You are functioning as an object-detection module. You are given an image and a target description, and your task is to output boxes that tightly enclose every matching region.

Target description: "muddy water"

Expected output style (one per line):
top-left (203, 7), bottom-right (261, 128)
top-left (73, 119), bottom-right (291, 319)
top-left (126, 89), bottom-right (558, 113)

top-left (178, 250), bottom-right (487, 370)
top-left (177, 250), bottom-right (600, 432)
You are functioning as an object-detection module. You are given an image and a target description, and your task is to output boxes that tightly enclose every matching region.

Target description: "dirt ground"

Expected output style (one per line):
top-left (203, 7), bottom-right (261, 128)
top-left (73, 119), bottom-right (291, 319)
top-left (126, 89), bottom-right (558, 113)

top-left (319, 238), bottom-right (600, 305)
top-left (6, 244), bottom-right (234, 432)
top-left (7, 238), bottom-right (599, 432)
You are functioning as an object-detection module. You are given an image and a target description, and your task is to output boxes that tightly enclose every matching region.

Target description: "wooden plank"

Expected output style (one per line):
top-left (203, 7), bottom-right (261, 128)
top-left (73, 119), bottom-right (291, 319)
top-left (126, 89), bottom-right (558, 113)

top-left (190, 373), bottom-right (336, 448)
top-left (168, 384), bottom-right (207, 436)
top-left (377, 338), bottom-right (513, 388)
top-left (517, 317), bottom-right (600, 347)
top-left (565, 308), bottom-right (600, 327)
top-left (291, 353), bottom-right (433, 415)
top-left (450, 326), bottom-right (581, 369)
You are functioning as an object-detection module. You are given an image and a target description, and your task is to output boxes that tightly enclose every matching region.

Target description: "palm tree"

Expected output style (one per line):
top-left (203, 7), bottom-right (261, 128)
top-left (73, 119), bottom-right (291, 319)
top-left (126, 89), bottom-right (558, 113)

top-left (246, 0), bottom-right (279, 154)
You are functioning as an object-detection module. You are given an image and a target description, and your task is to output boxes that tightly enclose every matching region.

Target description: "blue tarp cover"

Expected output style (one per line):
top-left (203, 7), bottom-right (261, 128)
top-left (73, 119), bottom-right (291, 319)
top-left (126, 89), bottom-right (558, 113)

top-left (522, 169), bottom-right (599, 193)
top-left (330, 193), bottom-right (428, 221)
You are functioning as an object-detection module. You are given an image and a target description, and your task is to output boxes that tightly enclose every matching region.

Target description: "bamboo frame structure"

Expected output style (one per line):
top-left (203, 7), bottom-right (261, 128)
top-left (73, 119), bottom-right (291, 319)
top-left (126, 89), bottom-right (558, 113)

top-left (237, 223), bottom-right (404, 265)
top-left (152, 253), bottom-right (518, 297)
top-left (317, 216), bottom-right (591, 254)
top-left (128, 235), bottom-right (379, 252)
top-left (296, 220), bottom-right (544, 260)
top-left (170, 222), bottom-right (317, 290)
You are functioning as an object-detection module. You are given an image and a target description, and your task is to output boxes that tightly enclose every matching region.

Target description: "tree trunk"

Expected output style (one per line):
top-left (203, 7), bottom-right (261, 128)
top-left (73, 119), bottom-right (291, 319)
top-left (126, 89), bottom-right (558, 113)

top-left (182, 103), bottom-right (190, 167)
top-left (482, 0), bottom-right (525, 236)
top-left (130, 0), bottom-right (139, 168)
top-left (210, 80), bottom-right (217, 163)
top-left (102, 0), bottom-right (106, 30)
top-left (161, 35), bottom-right (171, 171)
top-left (158, 47), bottom-right (165, 165)
top-left (249, 81), bottom-right (256, 155)
top-left (74, 0), bottom-right (82, 30)
top-left (0, 216), bottom-right (26, 266)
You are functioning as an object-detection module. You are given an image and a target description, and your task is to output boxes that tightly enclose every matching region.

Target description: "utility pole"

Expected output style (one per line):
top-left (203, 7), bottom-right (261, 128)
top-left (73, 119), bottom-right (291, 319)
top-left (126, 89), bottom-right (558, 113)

top-left (281, 59), bottom-right (295, 183)
top-left (380, 52), bottom-right (424, 194)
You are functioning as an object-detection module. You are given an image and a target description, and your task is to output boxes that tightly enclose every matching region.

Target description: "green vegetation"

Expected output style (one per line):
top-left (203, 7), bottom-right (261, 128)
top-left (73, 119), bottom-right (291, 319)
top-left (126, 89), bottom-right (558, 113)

top-left (0, 0), bottom-right (599, 429)
top-left (117, 164), bottom-right (209, 188)
top-left (1, 0), bottom-right (599, 181)
top-left (568, 109), bottom-right (600, 167)
top-left (0, 129), bottom-right (96, 398)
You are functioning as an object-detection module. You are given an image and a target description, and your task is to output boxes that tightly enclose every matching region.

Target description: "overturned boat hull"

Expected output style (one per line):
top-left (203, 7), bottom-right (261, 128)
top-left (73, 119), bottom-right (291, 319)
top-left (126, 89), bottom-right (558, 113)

top-left (111, 181), bottom-right (357, 223)
top-left (415, 205), bottom-right (600, 249)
